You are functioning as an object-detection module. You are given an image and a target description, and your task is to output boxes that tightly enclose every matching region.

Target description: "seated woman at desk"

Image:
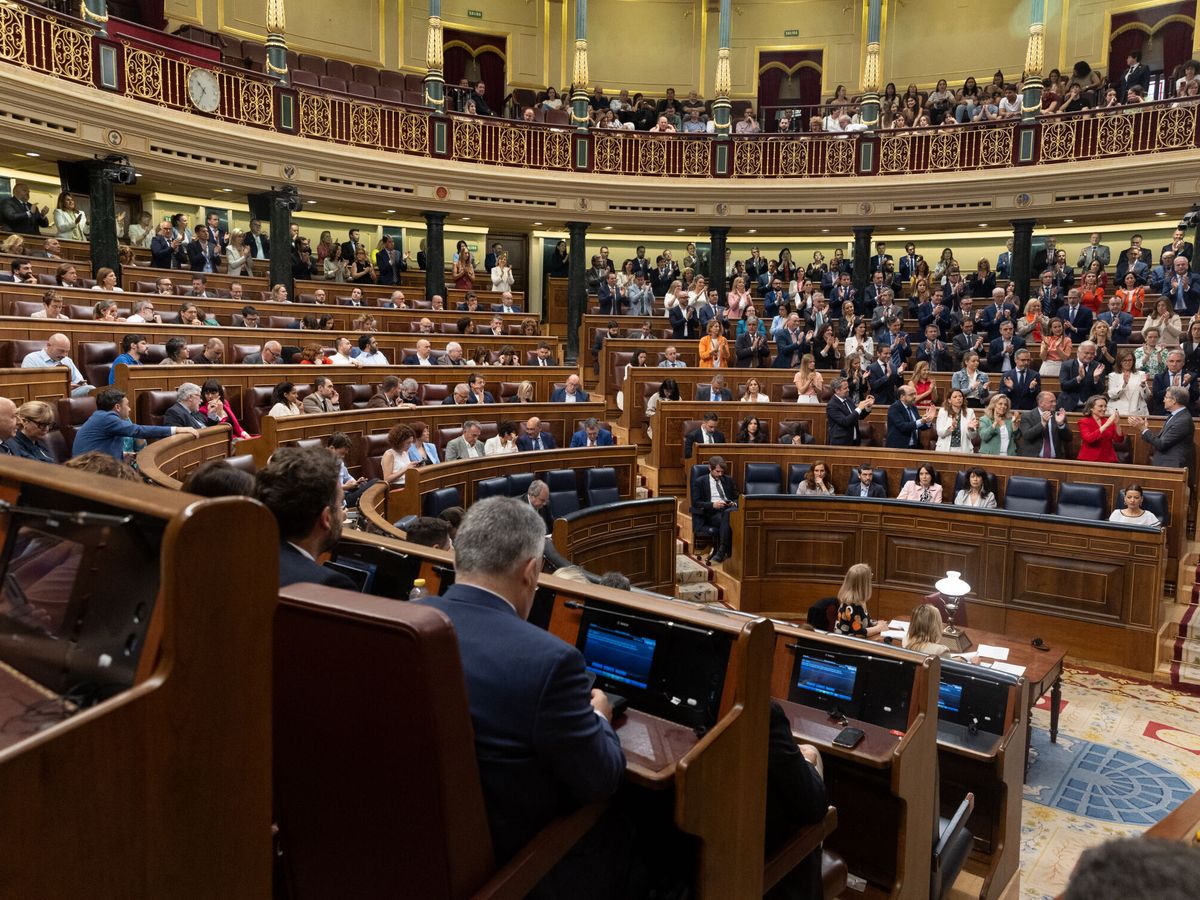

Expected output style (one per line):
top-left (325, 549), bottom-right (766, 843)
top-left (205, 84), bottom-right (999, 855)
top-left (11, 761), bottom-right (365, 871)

top-left (827, 563), bottom-right (886, 638)
top-left (382, 423), bottom-right (416, 485)
top-left (902, 604), bottom-right (947, 656)
top-left (796, 460), bottom-right (836, 495)
top-left (1109, 484), bottom-right (1161, 528)
top-left (897, 463), bottom-right (943, 503)
top-left (953, 466), bottom-right (997, 508)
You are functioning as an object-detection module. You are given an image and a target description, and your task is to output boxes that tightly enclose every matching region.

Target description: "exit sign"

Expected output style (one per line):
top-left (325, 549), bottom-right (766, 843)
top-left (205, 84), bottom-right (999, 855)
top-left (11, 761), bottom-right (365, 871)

top-left (468, 9), bottom-right (483, 17)
top-left (783, 29), bottom-right (799, 37)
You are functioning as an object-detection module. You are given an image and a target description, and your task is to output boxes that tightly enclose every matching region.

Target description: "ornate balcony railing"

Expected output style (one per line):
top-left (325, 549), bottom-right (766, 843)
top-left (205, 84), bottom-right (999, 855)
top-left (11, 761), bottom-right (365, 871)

top-left (2, 0), bottom-right (1199, 181)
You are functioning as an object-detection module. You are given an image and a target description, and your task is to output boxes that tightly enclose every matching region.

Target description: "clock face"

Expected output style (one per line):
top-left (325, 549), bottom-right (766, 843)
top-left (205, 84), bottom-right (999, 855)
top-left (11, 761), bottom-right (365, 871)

top-left (188, 68), bottom-right (220, 113)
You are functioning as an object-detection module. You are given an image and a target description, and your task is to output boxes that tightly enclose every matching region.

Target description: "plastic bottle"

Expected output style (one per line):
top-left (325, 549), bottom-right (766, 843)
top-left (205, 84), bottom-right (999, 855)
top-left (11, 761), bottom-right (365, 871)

top-left (409, 578), bottom-right (429, 601)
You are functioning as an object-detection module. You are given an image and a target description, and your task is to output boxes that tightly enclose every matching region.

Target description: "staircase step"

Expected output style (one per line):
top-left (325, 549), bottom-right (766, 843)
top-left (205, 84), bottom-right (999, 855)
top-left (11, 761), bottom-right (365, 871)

top-left (676, 554), bottom-right (710, 585)
top-left (678, 581), bottom-right (720, 603)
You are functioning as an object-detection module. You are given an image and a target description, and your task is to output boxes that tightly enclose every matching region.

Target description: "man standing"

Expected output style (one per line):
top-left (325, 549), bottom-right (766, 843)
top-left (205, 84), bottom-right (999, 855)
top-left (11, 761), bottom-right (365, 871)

top-left (1152, 350), bottom-right (1199, 415)
top-left (0, 183), bottom-right (49, 234)
top-left (1120, 51), bottom-right (1151, 102)
top-left (1058, 342), bottom-right (1104, 412)
top-left (255, 447), bottom-right (356, 590)
top-left (417, 498), bottom-right (625, 874)
top-left (826, 377), bottom-right (873, 446)
top-left (691, 455), bottom-right (738, 563)
top-left (885, 385), bottom-right (935, 448)
top-left (1077, 233), bottom-right (1111, 269)
top-left (1165, 255), bottom-right (1200, 316)
top-left (1131, 387), bottom-right (1195, 469)
top-left (1018, 391), bottom-right (1072, 459)
top-left (1000, 349), bottom-right (1040, 410)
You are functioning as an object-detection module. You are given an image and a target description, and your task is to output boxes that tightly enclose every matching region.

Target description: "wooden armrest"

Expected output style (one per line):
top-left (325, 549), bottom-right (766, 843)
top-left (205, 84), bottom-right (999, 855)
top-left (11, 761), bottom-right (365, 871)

top-left (473, 801), bottom-right (608, 900)
top-left (763, 806), bottom-right (838, 893)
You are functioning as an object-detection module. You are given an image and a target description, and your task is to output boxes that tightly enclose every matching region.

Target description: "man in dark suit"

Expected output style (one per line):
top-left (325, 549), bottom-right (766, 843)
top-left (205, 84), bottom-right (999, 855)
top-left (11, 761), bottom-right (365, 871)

top-left (845, 464), bottom-right (886, 498)
top-left (999, 349), bottom-right (1040, 410)
top-left (629, 246), bottom-right (652, 279)
top-left (375, 235), bottom-right (406, 285)
top-left (736, 318), bottom-right (771, 367)
top-left (465, 373), bottom-right (495, 404)
top-left (522, 479), bottom-right (553, 533)
top-left (1057, 343), bottom-right (1105, 412)
top-left (246, 219), bottom-right (270, 261)
top-left (162, 383), bottom-right (210, 428)
top-left (187, 226), bottom-right (220, 272)
top-left (1161, 228), bottom-right (1193, 265)
top-left (691, 454), bottom-right (738, 563)
top-left (516, 416), bottom-right (557, 452)
top-left (203, 212), bottom-right (228, 255)
top-left (417, 497), bottom-right (625, 875)
top-left (898, 243), bottom-right (922, 282)
top-left (667, 301), bottom-right (701, 340)
top-left (1032, 271), bottom-right (1063, 315)
top-left (684, 412), bottom-right (726, 458)
top-left (1163, 255), bottom-right (1200, 316)
top-left (254, 446), bottom-right (357, 590)
top-left (1097, 296), bottom-right (1134, 343)
top-left (1056, 289), bottom-right (1094, 343)
top-left (978, 289), bottom-right (1020, 341)
top-left (1132, 387), bottom-right (1196, 469)
top-left (592, 321), bottom-right (620, 375)
top-left (1150, 350), bottom-right (1199, 415)
top-left (867, 343), bottom-right (901, 406)
top-left (826, 378), bottom-right (874, 445)
top-left (483, 242), bottom-right (504, 273)
top-left (550, 375), bottom-right (590, 403)
top-left (885, 385), bottom-right (934, 448)
top-left (569, 417), bottom-right (615, 447)
top-left (1032, 236), bottom-right (1058, 274)
top-left (1115, 247), bottom-right (1150, 286)
top-left (869, 242), bottom-right (892, 274)
top-left (0, 183), bottom-right (49, 234)
top-left (695, 374), bottom-right (733, 402)
top-left (772, 312), bottom-right (809, 368)
top-left (914, 324), bottom-right (953, 372)
top-left (995, 238), bottom-right (1014, 280)
top-left (339, 228), bottom-right (362, 265)
top-left (1018, 391), bottom-right (1072, 459)
top-left (597, 272), bottom-right (627, 316)
top-left (150, 220), bottom-right (186, 269)
top-left (1119, 51), bottom-right (1151, 102)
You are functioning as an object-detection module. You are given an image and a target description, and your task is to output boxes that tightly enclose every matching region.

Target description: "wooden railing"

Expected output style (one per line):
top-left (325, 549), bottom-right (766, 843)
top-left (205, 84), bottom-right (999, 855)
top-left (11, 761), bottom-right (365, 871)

top-left (3, 0), bottom-right (1198, 180)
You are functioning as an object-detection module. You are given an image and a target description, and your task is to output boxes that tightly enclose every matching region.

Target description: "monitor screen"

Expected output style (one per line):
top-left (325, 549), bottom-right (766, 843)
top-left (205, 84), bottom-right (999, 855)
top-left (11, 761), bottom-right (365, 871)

top-left (581, 623), bottom-right (657, 690)
top-left (937, 681), bottom-right (963, 715)
top-left (0, 527), bottom-right (84, 637)
top-left (795, 655), bottom-right (857, 703)
top-left (324, 559), bottom-right (376, 593)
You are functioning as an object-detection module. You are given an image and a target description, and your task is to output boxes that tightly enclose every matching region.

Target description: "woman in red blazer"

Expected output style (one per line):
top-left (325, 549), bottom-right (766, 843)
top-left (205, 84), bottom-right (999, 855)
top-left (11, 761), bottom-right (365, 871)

top-left (1076, 394), bottom-right (1125, 462)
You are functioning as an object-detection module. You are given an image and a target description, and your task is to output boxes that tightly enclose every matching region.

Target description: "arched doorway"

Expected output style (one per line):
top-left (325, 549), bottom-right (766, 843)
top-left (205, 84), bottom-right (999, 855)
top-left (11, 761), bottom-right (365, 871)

top-left (444, 27), bottom-right (507, 114)
top-left (757, 51), bottom-right (823, 132)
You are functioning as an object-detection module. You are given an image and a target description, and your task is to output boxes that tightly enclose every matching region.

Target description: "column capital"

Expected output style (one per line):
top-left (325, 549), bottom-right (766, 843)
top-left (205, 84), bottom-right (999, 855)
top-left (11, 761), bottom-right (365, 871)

top-left (565, 220), bottom-right (591, 233)
top-left (422, 210), bottom-right (448, 224)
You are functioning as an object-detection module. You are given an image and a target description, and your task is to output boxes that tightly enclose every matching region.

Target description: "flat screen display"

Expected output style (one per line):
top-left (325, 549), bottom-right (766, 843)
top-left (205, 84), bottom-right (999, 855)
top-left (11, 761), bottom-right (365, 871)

top-left (938, 681), bottom-right (964, 715)
top-left (581, 623), bottom-right (657, 690)
top-left (795, 656), bottom-right (858, 703)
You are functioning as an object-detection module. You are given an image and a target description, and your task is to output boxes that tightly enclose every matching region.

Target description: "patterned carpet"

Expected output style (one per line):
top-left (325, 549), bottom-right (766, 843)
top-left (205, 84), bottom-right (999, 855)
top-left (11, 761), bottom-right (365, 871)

top-left (1017, 665), bottom-right (1200, 898)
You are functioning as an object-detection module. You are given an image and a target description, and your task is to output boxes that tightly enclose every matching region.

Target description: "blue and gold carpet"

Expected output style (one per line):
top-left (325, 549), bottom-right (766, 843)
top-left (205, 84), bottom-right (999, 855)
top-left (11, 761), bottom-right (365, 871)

top-left (1017, 665), bottom-right (1200, 899)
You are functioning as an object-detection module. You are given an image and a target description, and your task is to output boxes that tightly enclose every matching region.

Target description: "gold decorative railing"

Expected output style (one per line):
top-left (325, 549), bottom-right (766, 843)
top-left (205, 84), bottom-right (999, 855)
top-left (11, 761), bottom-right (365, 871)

top-left (1, 0), bottom-right (1199, 180)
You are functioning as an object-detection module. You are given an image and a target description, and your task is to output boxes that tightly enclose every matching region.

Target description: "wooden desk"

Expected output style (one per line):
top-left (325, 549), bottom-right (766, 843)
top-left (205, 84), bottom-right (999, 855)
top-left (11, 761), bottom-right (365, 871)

top-left (551, 496), bottom-right (677, 593)
top-left (725, 494), bottom-right (1167, 674)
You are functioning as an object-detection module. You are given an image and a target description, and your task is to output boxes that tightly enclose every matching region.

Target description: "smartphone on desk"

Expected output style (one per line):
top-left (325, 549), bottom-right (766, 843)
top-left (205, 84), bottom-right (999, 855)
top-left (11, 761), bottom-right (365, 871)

top-left (832, 726), bottom-right (865, 749)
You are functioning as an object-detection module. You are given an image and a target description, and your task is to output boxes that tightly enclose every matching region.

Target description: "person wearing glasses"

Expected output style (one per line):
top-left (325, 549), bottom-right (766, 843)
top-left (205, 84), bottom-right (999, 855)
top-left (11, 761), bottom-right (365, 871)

top-left (5, 400), bottom-right (55, 462)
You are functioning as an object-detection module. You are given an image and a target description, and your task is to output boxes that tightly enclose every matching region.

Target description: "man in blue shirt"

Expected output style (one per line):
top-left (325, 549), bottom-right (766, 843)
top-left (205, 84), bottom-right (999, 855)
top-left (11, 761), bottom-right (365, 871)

top-left (21, 332), bottom-right (94, 397)
top-left (108, 334), bottom-right (147, 385)
top-left (71, 388), bottom-right (194, 461)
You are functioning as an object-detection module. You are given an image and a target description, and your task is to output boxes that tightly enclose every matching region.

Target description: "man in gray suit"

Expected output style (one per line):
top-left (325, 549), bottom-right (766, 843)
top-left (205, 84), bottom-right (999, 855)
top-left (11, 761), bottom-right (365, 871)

top-left (1018, 391), bottom-right (1072, 459)
top-left (242, 340), bottom-right (283, 364)
top-left (444, 420), bottom-right (485, 461)
top-left (1131, 387), bottom-right (1195, 468)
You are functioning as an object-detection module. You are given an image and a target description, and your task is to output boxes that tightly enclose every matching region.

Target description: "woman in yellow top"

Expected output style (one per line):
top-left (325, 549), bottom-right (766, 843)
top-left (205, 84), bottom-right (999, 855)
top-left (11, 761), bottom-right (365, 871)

top-left (698, 319), bottom-right (729, 368)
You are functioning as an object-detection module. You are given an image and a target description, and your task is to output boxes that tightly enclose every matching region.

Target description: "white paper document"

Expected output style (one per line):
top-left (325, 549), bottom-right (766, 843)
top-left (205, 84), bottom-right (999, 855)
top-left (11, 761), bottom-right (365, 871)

top-left (976, 644), bottom-right (1010, 660)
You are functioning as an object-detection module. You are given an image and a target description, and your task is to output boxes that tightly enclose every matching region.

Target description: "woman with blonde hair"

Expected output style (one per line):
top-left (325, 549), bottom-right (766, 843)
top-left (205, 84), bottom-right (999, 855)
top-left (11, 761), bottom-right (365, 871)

top-left (902, 604), bottom-right (947, 655)
top-left (227, 229), bottom-right (254, 277)
top-left (53, 192), bottom-right (88, 241)
top-left (7, 400), bottom-right (56, 462)
top-left (698, 318), bottom-right (729, 368)
top-left (935, 388), bottom-right (977, 452)
top-left (832, 563), bottom-right (885, 638)
top-left (0, 234), bottom-right (24, 254)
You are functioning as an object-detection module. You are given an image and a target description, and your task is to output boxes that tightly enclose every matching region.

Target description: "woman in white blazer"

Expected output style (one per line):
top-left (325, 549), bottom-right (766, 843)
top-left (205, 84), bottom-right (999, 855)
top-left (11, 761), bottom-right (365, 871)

top-left (934, 388), bottom-right (978, 453)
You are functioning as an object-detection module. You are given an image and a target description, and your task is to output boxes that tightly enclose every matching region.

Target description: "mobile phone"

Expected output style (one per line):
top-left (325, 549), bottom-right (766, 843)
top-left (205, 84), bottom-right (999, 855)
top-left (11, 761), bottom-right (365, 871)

top-left (832, 726), bottom-right (865, 749)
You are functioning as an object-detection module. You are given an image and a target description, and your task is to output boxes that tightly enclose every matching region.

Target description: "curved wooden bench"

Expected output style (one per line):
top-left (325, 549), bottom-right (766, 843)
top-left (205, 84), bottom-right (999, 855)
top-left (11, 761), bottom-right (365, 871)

top-left (551, 497), bottom-right (677, 593)
top-left (136, 424), bottom-right (236, 488)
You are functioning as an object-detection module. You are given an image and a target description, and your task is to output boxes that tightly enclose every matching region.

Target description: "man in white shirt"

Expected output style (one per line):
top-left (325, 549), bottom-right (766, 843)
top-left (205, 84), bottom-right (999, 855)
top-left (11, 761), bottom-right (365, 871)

top-left (495, 291), bottom-right (518, 314)
top-left (125, 298), bottom-right (162, 324)
top-left (999, 84), bottom-right (1021, 118)
top-left (734, 109), bottom-right (760, 134)
top-left (22, 332), bottom-right (93, 396)
top-left (355, 335), bottom-right (390, 366)
top-left (329, 337), bottom-right (355, 366)
top-left (405, 339), bottom-right (436, 366)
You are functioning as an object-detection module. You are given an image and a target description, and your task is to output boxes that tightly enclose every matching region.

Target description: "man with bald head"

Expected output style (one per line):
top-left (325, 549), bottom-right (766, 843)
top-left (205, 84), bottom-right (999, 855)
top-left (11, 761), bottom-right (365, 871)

top-left (550, 374), bottom-right (590, 402)
top-left (404, 339), bottom-right (436, 366)
top-left (243, 340), bottom-right (283, 364)
top-left (0, 183), bottom-right (49, 234)
top-left (517, 416), bottom-right (556, 451)
top-left (0, 398), bottom-right (18, 454)
top-left (21, 332), bottom-right (93, 396)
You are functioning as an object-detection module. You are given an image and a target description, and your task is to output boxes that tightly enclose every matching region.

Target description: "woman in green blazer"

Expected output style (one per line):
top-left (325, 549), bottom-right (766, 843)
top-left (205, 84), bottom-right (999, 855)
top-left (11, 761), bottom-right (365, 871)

top-left (977, 393), bottom-right (1019, 455)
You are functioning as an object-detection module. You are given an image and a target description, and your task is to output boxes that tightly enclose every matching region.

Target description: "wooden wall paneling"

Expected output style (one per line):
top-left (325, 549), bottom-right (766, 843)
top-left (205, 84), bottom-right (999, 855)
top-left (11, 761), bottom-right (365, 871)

top-left (552, 496), bottom-right (677, 593)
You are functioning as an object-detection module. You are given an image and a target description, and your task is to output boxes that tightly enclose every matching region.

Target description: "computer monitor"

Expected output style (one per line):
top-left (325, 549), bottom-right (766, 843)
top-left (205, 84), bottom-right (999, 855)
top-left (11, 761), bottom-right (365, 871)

top-left (788, 648), bottom-right (861, 715)
top-left (938, 680), bottom-right (964, 715)
top-left (937, 659), bottom-right (1018, 736)
top-left (0, 483), bottom-right (166, 704)
top-left (858, 655), bottom-right (913, 732)
top-left (328, 539), bottom-right (425, 601)
top-left (324, 558), bottom-right (376, 593)
top-left (574, 601), bottom-right (731, 730)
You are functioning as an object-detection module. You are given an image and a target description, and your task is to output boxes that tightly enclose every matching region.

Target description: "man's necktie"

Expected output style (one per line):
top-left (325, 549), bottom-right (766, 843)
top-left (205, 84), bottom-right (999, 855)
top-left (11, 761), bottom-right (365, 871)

top-left (1042, 422), bottom-right (1053, 458)
top-left (1177, 278), bottom-right (1188, 312)
top-left (714, 479), bottom-right (726, 501)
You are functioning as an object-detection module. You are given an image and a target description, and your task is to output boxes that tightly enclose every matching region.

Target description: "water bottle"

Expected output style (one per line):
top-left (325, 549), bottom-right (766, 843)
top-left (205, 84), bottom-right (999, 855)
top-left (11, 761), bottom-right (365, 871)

top-left (409, 578), bottom-right (429, 602)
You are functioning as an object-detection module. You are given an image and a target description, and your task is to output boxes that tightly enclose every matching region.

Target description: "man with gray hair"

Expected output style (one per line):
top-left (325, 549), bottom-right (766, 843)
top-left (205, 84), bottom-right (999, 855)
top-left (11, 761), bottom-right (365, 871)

top-left (163, 382), bottom-right (208, 428)
top-left (1130, 387), bottom-right (1196, 469)
top-left (126, 298), bottom-right (163, 325)
top-left (444, 419), bottom-right (483, 460)
top-left (416, 496), bottom-right (625, 874)
top-left (524, 478), bottom-right (553, 533)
